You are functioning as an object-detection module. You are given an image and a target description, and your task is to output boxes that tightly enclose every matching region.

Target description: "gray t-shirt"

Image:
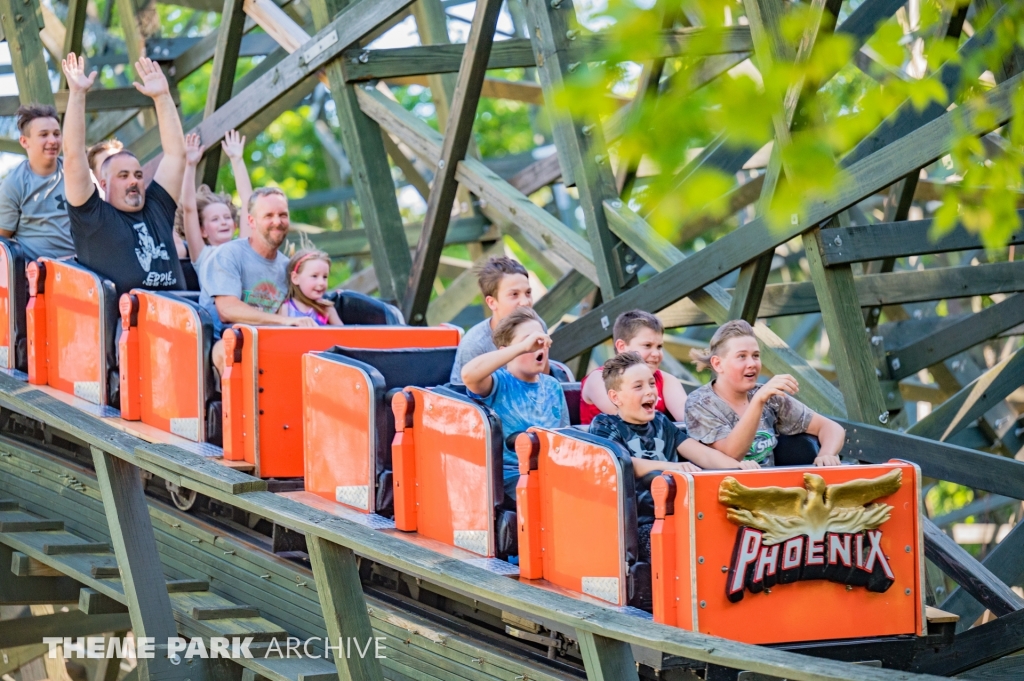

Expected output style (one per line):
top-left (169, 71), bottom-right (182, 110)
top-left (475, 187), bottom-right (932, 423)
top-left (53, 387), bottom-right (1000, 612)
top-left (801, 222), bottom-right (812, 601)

top-left (0, 158), bottom-right (75, 260)
top-left (450, 318), bottom-right (497, 385)
top-left (193, 243), bottom-right (216, 289)
top-left (198, 238), bottom-right (287, 335)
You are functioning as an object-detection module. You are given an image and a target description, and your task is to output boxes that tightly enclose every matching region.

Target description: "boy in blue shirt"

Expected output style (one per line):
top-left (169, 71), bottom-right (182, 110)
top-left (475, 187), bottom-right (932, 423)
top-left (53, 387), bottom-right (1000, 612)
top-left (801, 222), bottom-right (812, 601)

top-left (462, 307), bottom-right (568, 503)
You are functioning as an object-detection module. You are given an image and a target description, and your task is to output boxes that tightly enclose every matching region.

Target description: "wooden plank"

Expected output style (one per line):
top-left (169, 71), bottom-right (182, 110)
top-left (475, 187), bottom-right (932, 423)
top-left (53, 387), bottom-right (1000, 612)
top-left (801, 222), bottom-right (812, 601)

top-left (60, 0), bottom-right (88, 90)
top-left (134, 443), bottom-right (267, 494)
top-left (0, 519), bottom-right (64, 532)
top-left (307, 535), bottom-right (385, 681)
top-left (0, 500), bottom-right (18, 511)
top-left (942, 519), bottom-right (1024, 632)
top-left (922, 518), bottom-right (1024, 618)
top-left (911, 607), bottom-right (1024, 676)
top-left (0, 644), bottom-right (50, 677)
top-left (0, 88), bottom-right (175, 115)
top-left (838, 420), bottom-right (1024, 500)
top-left (533, 270), bottom-right (595, 327)
top-left (427, 240), bottom-right (504, 325)
top-left (42, 542), bottom-right (110, 555)
top-left (0, 0), bottom-right (54, 106)
top-left (166, 579), bottom-right (211, 592)
top-left (201, 0), bottom-right (248, 188)
top-left (0, 611), bottom-right (132, 648)
top-left (191, 605), bottom-right (260, 619)
top-left (91, 565), bottom-right (120, 578)
top-left (79, 587), bottom-right (129, 614)
top-left (578, 631), bottom-right (640, 681)
top-left (356, 88), bottom-right (599, 284)
top-left (91, 448), bottom-right (185, 680)
top-left (11, 551), bottom-right (64, 577)
top-left (819, 217), bottom-right (1024, 266)
top-left (0, 544), bottom-right (82, 604)
top-left (402, 0), bottom-right (504, 322)
top-left (309, 0), bottom-right (414, 304)
top-left (549, 71), bottom-right (1024, 361)
top-left (887, 294), bottom-right (1024, 380)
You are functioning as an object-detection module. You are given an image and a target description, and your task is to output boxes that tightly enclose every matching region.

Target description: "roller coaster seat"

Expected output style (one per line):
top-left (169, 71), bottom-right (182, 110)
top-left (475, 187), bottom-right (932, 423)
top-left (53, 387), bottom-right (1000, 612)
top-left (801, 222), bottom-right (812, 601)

top-left (118, 290), bottom-right (220, 443)
top-left (649, 462), bottom-right (924, 645)
top-left (303, 344), bottom-right (458, 516)
top-left (391, 386), bottom-right (517, 558)
top-left (323, 289), bottom-right (404, 326)
top-left (223, 325), bottom-right (461, 478)
top-left (774, 432), bottom-right (821, 466)
top-left (0, 238), bottom-right (28, 373)
top-left (26, 258), bottom-right (119, 407)
top-left (515, 427), bottom-right (650, 609)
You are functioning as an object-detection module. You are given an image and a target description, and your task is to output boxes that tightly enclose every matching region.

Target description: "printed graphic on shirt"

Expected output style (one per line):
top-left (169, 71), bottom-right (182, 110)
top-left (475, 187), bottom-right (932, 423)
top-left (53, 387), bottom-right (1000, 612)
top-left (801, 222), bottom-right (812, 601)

top-left (243, 280), bottom-right (285, 313)
top-left (132, 221), bottom-right (170, 272)
top-left (627, 436), bottom-right (668, 460)
top-left (747, 430), bottom-right (776, 463)
top-left (55, 194), bottom-right (66, 210)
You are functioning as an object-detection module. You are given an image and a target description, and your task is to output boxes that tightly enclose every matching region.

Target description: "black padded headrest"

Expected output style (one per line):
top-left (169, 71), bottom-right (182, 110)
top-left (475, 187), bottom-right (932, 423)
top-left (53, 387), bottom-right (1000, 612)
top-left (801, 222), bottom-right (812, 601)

top-left (325, 346), bottom-right (456, 390)
top-left (557, 429), bottom-right (640, 565)
top-left (561, 382), bottom-right (582, 426)
top-left (324, 289), bottom-right (404, 326)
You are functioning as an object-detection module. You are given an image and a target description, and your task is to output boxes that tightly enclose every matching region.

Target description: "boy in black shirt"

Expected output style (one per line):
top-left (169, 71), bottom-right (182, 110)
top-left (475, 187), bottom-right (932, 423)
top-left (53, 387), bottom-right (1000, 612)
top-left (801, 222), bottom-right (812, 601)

top-left (589, 352), bottom-right (758, 560)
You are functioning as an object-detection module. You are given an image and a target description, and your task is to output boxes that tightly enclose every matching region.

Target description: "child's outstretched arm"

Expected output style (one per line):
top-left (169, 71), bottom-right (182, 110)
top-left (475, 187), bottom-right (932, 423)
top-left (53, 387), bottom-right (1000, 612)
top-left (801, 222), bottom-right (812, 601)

top-left (661, 372), bottom-right (688, 421)
top-left (181, 133), bottom-right (206, 263)
top-left (222, 130), bottom-right (252, 238)
top-left (711, 374), bottom-right (799, 461)
top-left (679, 439), bottom-right (759, 470)
top-left (631, 458), bottom-right (700, 476)
top-left (804, 413), bottom-right (845, 466)
top-left (462, 332), bottom-right (549, 397)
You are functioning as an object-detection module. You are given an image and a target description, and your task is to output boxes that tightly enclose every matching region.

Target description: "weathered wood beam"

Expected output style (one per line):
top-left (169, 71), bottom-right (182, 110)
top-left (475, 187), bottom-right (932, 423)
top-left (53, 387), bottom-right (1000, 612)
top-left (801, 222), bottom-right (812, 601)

top-left (923, 518), bottom-right (1024, 617)
top-left (171, 26), bottom-right (277, 80)
top-left (0, 88), bottom-right (171, 116)
top-left (839, 420), bottom-right (1024, 500)
top-left (0, 0), bottom-right (54, 106)
top-left (200, 0), bottom-right (247, 188)
top-left (819, 217), bottom-right (1024, 266)
top-left (11, 551), bottom-right (63, 577)
top-left (534, 270), bottom-right (595, 327)
top-left (911, 607), bottom-right (1024, 676)
top-left (578, 630), bottom-right (640, 681)
top-left (306, 535), bottom-right (385, 680)
top-left (60, 0), bottom-right (88, 91)
top-left (0, 610), bottom-right (133, 649)
top-left (942, 519), bottom-right (1024, 632)
top-left (355, 87), bottom-right (599, 283)
top-left (403, 0), bottom-right (503, 322)
top-left (427, 240), bottom-right (504, 325)
top-left (309, 218), bottom-right (490, 257)
top-left (549, 70), bottom-right (1024, 361)
top-left (886, 294), bottom-right (1024, 380)
top-left (91, 447), bottom-right (185, 680)
top-left (907, 347), bottom-right (1024, 443)
top-left (0, 545), bottom-right (81, 604)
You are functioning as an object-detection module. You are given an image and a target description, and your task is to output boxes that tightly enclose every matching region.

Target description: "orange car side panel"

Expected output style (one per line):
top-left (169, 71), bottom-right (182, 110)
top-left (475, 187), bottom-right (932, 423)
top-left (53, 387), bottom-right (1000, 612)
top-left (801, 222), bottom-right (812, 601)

top-left (651, 472), bottom-right (696, 629)
top-left (132, 291), bottom-right (205, 440)
top-left (303, 353), bottom-right (373, 510)
top-left (246, 326), bottom-right (459, 478)
top-left (399, 387), bottom-right (493, 556)
top-left (40, 260), bottom-right (104, 403)
top-left (657, 463), bottom-right (922, 645)
top-left (528, 428), bottom-right (625, 605)
top-left (0, 244), bottom-right (12, 367)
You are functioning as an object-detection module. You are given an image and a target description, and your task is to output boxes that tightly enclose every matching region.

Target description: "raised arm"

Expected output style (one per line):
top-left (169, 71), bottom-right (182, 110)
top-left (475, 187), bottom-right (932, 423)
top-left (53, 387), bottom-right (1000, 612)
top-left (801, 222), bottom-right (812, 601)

top-left (710, 375), bottom-right (800, 461)
top-left (661, 372), bottom-right (689, 421)
top-left (462, 332), bottom-right (549, 397)
top-left (135, 58), bottom-right (186, 198)
top-left (221, 130), bottom-right (252, 237)
top-left (60, 54), bottom-right (98, 207)
top-left (181, 133), bottom-right (206, 263)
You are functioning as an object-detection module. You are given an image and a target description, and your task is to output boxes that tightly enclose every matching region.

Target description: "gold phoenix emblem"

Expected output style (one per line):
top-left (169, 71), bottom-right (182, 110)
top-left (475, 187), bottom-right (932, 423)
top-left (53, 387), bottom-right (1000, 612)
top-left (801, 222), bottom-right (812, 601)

top-left (718, 469), bottom-right (903, 545)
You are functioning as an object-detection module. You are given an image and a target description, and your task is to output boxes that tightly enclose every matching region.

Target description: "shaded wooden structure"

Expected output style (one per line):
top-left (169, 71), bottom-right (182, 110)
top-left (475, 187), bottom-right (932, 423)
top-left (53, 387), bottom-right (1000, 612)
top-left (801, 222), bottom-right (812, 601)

top-left (1, 0), bottom-right (1023, 678)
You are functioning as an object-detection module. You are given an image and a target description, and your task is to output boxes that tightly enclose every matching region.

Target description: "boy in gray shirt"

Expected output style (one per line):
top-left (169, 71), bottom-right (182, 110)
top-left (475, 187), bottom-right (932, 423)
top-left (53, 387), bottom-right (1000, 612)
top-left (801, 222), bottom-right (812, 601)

top-left (0, 105), bottom-right (75, 260)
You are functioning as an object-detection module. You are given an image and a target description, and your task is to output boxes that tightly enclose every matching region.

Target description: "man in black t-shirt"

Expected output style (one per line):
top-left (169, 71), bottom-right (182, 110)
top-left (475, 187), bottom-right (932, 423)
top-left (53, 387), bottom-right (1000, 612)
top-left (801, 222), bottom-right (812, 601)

top-left (61, 53), bottom-right (186, 296)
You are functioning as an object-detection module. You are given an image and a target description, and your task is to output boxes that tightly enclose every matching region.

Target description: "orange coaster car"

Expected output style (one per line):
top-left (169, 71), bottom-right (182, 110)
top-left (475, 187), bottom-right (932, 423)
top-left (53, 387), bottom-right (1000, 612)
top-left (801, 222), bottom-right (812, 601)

top-left (303, 344), bottom-right (459, 516)
top-left (516, 426), bottom-right (925, 646)
top-left (0, 237), bottom-right (28, 374)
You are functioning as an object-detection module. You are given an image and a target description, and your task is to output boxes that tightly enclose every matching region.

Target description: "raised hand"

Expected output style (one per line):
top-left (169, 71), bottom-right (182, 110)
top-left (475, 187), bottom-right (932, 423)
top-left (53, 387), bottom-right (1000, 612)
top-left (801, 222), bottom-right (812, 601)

top-left (133, 57), bottom-right (170, 99)
top-left (756, 374), bottom-right (799, 403)
top-left (737, 460), bottom-right (761, 470)
top-left (222, 130), bottom-right (246, 161)
top-left (678, 462), bottom-right (702, 473)
top-left (184, 133), bottom-right (203, 166)
top-left (813, 453), bottom-right (842, 467)
top-left (62, 53), bottom-right (97, 93)
top-left (517, 332), bottom-right (551, 356)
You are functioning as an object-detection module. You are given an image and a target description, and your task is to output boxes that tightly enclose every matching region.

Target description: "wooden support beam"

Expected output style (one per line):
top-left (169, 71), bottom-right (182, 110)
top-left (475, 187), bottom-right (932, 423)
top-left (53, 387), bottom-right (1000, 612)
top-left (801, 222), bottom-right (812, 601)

top-left (427, 240), bottom-right (504, 325)
top-left (60, 0), bottom-right (89, 90)
top-left (886, 294), bottom-right (1024, 380)
top-left (838, 419), bottom-right (1024, 500)
top-left (0, 545), bottom-right (81, 605)
top-left (911, 607), bottom-right (1024, 676)
top-left (524, 0), bottom-right (633, 300)
top-left (79, 588), bottom-right (129, 615)
top-left (578, 630), bottom-right (640, 681)
top-left (306, 535), bottom-right (385, 681)
top-left (91, 447), bottom-right (185, 680)
top-left (402, 0), bottom-right (504, 322)
top-left (42, 542), bottom-right (110, 555)
top-left (11, 551), bottom-right (63, 577)
top-left (942, 519), bottom-right (1024, 632)
top-left (0, 88), bottom-right (169, 116)
top-left (0, 644), bottom-right (50, 677)
top-left (115, 0), bottom-right (156, 128)
top-left (200, 0), bottom-right (248, 188)
top-left (549, 70), bottom-right (1024, 361)
top-left (534, 270), bottom-right (595, 327)
top-left (922, 518), bottom-right (1024, 618)
top-left (0, 611), bottom-right (133, 649)
top-left (0, 0), bottom-right (54, 106)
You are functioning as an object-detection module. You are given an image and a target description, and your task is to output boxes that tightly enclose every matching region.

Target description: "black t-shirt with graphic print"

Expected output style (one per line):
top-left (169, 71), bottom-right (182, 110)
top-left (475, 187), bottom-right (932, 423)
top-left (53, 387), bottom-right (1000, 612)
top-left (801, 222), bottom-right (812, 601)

top-left (68, 182), bottom-right (185, 297)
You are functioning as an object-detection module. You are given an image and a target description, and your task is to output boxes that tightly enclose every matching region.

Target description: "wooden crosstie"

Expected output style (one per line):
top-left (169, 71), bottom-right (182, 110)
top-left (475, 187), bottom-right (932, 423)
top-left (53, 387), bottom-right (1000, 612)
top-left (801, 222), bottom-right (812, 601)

top-left (1, 0), bottom-right (1023, 678)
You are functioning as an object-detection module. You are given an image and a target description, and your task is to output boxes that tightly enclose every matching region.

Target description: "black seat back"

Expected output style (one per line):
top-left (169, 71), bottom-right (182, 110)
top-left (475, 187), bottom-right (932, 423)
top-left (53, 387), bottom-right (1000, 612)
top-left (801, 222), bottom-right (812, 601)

top-left (549, 359), bottom-right (575, 382)
top-left (775, 433), bottom-right (821, 466)
top-left (324, 290), bottom-right (404, 326)
top-left (0, 238), bottom-right (28, 372)
top-left (562, 382), bottom-right (582, 425)
top-left (180, 259), bottom-right (201, 292)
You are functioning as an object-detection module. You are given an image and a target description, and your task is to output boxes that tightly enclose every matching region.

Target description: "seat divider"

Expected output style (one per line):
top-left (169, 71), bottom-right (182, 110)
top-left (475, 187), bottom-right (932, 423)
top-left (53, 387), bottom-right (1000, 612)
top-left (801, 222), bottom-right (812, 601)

top-left (118, 294), bottom-right (141, 420)
top-left (221, 328), bottom-right (245, 460)
top-left (651, 473), bottom-right (678, 627)
top-left (391, 390), bottom-right (417, 531)
top-left (515, 431), bottom-right (543, 579)
top-left (25, 261), bottom-right (46, 385)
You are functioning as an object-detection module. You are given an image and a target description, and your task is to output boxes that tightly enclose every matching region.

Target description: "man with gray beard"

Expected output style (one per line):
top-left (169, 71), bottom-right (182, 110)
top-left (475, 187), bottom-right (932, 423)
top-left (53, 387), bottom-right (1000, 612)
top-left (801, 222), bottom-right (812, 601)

top-left (61, 52), bottom-right (185, 296)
